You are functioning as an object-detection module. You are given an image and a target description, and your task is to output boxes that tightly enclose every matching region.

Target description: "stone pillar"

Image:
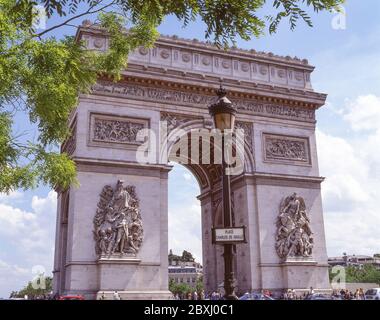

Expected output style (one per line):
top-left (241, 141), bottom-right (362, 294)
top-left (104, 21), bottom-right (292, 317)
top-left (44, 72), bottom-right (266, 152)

top-left (55, 164), bottom-right (173, 299)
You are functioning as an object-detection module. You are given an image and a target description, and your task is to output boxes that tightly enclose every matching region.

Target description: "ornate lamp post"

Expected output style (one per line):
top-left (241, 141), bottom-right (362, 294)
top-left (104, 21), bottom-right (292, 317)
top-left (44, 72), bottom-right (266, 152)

top-left (208, 85), bottom-right (238, 300)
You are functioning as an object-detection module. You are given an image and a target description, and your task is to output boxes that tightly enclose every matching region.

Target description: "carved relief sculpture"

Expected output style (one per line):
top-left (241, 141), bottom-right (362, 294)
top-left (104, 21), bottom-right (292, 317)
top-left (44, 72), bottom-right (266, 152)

top-left (266, 138), bottom-right (307, 161)
top-left (94, 118), bottom-right (144, 144)
top-left (275, 193), bottom-right (313, 260)
top-left (93, 180), bottom-right (143, 258)
top-left (264, 134), bottom-right (310, 164)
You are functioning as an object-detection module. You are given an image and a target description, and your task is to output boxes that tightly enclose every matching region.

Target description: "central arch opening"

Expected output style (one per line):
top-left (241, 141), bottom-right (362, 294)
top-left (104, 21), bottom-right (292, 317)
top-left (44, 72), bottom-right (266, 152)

top-left (168, 164), bottom-right (203, 299)
top-left (163, 118), bottom-right (254, 298)
top-left (167, 162), bottom-right (228, 298)
top-left (168, 164), bottom-right (202, 263)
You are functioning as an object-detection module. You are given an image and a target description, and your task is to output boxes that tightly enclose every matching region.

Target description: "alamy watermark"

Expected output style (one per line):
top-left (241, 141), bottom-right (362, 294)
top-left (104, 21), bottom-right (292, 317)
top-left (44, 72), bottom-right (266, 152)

top-left (331, 5), bottom-right (346, 30)
top-left (31, 265), bottom-right (47, 290)
top-left (135, 122), bottom-right (246, 176)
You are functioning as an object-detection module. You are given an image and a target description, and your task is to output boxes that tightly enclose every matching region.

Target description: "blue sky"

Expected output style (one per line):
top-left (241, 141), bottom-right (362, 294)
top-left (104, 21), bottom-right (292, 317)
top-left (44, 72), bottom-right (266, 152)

top-left (1, 1), bottom-right (380, 297)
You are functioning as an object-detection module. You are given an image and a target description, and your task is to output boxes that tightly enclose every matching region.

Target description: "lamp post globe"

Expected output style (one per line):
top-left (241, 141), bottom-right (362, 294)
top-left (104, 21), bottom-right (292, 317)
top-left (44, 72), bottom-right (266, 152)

top-left (208, 85), bottom-right (237, 132)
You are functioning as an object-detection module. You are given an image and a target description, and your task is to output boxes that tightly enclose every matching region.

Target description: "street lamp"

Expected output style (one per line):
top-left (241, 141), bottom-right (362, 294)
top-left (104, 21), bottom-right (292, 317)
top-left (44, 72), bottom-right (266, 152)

top-left (209, 85), bottom-right (238, 300)
top-left (209, 86), bottom-right (237, 131)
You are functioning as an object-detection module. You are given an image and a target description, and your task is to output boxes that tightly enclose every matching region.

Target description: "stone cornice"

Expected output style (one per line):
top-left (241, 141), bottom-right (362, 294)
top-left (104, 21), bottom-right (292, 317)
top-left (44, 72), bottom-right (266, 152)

top-left (243, 172), bottom-right (325, 186)
top-left (74, 157), bottom-right (173, 172)
top-left (76, 24), bottom-right (313, 68)
top-left (120, 68), bottom-right (327, 107)
top-left (156, 34), bottom-right (314, 69)
top-left (76, 25), bottom-right (327, 98)
top-left (197, 172), bottom-right (324, 201)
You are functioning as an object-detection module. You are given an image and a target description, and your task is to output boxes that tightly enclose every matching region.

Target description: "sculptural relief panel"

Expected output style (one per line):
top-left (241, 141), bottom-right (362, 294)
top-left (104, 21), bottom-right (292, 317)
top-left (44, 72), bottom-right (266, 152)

top-left (93, 180), bottom-right (143, 259)
top-left (88, 112), bottom-right (149, 149)
top-left (275, 193), bottom-right (313, 260)
top-left (263, 133), bottom-right (311, 166)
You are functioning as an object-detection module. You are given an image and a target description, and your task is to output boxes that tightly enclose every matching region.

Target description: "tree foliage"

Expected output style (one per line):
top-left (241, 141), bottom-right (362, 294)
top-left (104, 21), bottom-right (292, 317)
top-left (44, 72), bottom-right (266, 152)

top-left (0, 0), bottom-right (344, 193)
top-left (169, 279), bottom-right (193, 296)
top-left (10, 276), bottom-right (53, 298)
top-left (330, 265), bottom-right (380, 284)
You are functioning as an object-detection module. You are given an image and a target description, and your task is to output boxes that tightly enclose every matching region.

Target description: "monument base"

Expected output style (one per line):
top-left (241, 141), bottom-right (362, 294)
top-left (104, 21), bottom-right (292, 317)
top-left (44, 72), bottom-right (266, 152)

top-left (280, 257), bottom-right (330, 291)
top-left (96, 290), bottom-right (173, 300)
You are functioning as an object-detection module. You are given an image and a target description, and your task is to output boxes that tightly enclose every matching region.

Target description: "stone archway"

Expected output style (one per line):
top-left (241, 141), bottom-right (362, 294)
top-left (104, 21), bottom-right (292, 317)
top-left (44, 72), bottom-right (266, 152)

top-left (53, 25), bottom-right (331, 299)
top-left (163, 118), bottom-right (255, 294)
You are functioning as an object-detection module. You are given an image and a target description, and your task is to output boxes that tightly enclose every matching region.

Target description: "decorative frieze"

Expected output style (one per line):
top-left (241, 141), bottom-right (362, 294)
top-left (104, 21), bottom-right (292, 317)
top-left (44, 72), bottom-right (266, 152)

top-left (92, 81), bottom-right (315, 122)
top-left (89, 113), bottom-right (149, 148)
top-left (263, 133), bottom-right (311, 165)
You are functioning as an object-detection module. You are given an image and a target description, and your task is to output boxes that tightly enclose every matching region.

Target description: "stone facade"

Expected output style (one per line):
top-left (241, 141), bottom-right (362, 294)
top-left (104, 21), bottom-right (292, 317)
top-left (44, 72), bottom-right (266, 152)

top-left (53, 24), bottom-right (330, 299)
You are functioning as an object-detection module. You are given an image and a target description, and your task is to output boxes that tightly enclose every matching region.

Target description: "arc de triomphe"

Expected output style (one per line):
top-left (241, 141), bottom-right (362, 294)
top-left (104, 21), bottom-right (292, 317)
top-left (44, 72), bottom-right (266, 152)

top-left (53, 23), bottom-right (330, 299)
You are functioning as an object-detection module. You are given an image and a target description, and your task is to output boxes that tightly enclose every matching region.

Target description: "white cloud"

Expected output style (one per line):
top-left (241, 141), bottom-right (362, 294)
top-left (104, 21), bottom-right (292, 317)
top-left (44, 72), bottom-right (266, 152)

top-left (317, 130), bottom-right (370, 210)
top-left (168, 201), bottom-right (202, 263)
top-left (0, 190), bottom-right (23, 203)
top-left (32, 191), bottom-right (57, 216)
top-left (317, 103), bottom-right (380, 257)
top-left (0, 260), bottom-right (29, 277)
top-left (0, 191), bottom-right (57, 297)
top-left (343, 95), bottom-right (380, 131)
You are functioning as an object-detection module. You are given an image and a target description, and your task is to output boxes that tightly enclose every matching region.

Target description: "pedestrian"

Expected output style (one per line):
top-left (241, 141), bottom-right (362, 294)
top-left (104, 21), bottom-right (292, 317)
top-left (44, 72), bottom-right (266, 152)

top-left (193, 291), bottom-right (198, 300)
top-left (113, 291), bottom-right (121, 300)
top-left (359, 288), bottom-right (365, 300)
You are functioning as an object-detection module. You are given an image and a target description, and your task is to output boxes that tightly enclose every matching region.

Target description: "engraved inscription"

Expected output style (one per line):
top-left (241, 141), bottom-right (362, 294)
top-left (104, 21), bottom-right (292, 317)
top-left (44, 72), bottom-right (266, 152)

top-left (92, 82), bottom-right (315, 122)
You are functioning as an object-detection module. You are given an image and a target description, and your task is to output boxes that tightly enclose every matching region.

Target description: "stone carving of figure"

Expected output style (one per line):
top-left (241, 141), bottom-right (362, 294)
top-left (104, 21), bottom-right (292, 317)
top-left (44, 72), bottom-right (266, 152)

top-left (93, 180), bottom-right (143, 258)
top-left (275, 193), bottom-right (313, 259)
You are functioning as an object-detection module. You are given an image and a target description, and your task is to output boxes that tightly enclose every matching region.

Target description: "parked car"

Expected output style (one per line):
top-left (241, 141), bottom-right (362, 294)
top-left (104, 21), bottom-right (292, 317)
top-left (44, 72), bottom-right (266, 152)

top-left (239, 293), bottom-right (274, 300)
top-left (304, 293), bottom-right (333, 300)
top-left (59, 295), bottom-right (85, 300)
top-left (365, 288), bottom-right (380, 300)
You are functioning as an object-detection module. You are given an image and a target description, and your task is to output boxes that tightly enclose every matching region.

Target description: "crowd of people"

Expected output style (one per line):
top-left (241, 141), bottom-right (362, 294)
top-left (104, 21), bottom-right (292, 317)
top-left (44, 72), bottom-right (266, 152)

top-left (12, 287), bottom-right (370, 300)
top-left (332, 288), bottom-right (366, 300)
top-left (171, 286), bottom-right (370, 300)
top-left (283, 287), bottom-right (368, 300)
